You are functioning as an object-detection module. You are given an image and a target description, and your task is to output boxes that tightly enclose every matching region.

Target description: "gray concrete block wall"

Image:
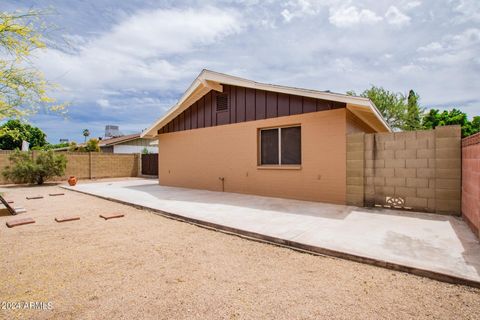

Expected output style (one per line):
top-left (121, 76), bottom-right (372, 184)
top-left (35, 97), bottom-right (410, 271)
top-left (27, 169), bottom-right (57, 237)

top-left (434, 126), bottom-right (461, 214)
top-left (346, 125), bottom-right (461, 215)
top-left (346, 133), bottom-right (365, 207)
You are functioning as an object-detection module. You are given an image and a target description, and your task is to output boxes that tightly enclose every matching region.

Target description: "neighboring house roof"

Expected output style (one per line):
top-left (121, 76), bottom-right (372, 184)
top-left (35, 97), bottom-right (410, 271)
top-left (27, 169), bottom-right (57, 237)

top-left (142, 69), bottom-right (391, 138)
top-left (52, 133), bottom-right (155, 151)
top-left (52, 146), bottom-right (72, 151)
top-left (99, 133), bottom-right (141, 147)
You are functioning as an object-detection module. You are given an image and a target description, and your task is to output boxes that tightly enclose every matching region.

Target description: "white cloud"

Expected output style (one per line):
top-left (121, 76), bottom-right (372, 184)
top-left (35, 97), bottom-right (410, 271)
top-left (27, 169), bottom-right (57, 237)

top-left (104, 7), bottom-right (242, 57)
top-left (398, 63), bottom-right (423, 74)
top-left (14, 0), bottom-right (480, 143)
top-left (333, 57), bottom-right (354, 72)
top-left (281, 9), bottom-right (295, 22)
top-left (329, 6), bottom-right (383, 27)
top-left (281, 0), bottom-right (320, 22)
top-left (385, 6), bottom-right (411, 26)
top-left (404, 1), bottom-right (422, 10)
top-left (33, 6), bottom-right (243, 102)
top-left (417, 42), bottom-right (443, 52)
top-left (417, 28), bottom-right (480, 65)
top-left (451, 28), bottom-right (480, 46)
top-left (96, 99), bottom-right (110, 107)
top-left (452, 0), bottom-right (480, 23)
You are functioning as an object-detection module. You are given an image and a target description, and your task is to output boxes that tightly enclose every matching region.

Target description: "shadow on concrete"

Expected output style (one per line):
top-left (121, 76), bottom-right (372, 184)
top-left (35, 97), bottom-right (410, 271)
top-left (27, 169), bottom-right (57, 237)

top-left (128, 182), bottom-right (480, 276)
top-left (125, 183), bottom-right (354, 220)
top-left (125, 182), bottom-right (457, 224)
top-left (363, 207), bottom-right (480, 276)
top-left (360, 206), bottom-right (452, 221)
top-left (450, 217), bottom-right (480, 278)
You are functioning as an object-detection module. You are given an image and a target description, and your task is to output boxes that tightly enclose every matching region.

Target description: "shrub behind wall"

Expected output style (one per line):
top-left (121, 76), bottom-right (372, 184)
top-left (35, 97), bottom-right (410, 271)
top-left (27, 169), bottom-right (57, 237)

top-left (2, 150), bottom-right (67, 185)
top-left (0, 151), bottom-right (139, 184)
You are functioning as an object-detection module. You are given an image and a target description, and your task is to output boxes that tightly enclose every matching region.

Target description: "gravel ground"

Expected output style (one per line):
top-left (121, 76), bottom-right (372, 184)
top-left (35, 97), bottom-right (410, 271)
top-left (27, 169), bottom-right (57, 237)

top-left (0, 183), bottom-right (479, 320)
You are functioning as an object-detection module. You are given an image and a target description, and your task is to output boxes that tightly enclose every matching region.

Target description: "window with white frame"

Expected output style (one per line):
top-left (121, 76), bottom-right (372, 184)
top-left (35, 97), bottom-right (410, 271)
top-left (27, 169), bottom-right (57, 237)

top-left (259, 126), bottom-right (301, 165)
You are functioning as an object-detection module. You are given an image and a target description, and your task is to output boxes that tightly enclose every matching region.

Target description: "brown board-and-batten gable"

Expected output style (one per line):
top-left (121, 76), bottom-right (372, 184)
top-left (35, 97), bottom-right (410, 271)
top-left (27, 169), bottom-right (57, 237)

top-left (158, 84), bottom-right (346, 134)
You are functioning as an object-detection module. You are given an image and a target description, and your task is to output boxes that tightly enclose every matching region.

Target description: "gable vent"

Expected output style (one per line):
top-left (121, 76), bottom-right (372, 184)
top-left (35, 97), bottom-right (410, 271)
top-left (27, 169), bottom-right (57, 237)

top-left (216, 94), bottom-right (228, 112)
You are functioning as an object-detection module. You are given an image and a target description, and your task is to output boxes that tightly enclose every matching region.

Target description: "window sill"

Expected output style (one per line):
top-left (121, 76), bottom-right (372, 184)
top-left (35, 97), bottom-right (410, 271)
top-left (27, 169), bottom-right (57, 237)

top-left (257, 165), bottom-right (302, 170)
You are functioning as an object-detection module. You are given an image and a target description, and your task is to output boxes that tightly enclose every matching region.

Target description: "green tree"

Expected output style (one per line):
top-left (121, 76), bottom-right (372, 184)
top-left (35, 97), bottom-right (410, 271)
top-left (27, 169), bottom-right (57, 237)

top-left (68, 141), bottom-right (78, 152)
top-left (348, 86), bottom-right (407, 130)
top-left (421, 108), bottom-right (480, 137)
top-left (403, 90), bottom-right (422, 130)
top-left (32, 141), bottom-right (70, 151)
top-left (471, 116), bottom-right (480, 134)
top-left (84, 138), bottom-right (100, 152)
top-left (0, 10), bottom-right (66, 119)
top-left (0, 119), bottom-right (47, 149)
top-left (82, 129), bottom-right (90, 142)
top-left (2, 149), bottom-right (67, 184)
top-left (68, 138), bottom-right (100, 152)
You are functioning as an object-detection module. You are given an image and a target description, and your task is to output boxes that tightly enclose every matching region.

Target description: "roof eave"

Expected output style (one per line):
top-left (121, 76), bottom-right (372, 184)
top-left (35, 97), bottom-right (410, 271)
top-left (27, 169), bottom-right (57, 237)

top-left (142, 69), bottom-right (391, 137)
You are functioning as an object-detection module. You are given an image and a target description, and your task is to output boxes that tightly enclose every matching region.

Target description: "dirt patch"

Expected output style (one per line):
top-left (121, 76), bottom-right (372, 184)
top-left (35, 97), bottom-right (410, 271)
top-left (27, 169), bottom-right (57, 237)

top-left (0, 183), bottom-right (479, 319)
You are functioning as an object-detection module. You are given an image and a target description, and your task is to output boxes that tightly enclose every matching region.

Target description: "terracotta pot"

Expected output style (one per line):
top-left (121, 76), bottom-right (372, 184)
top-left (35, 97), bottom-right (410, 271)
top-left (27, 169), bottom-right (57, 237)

top-left (68, 176), bottom-right (77, 186)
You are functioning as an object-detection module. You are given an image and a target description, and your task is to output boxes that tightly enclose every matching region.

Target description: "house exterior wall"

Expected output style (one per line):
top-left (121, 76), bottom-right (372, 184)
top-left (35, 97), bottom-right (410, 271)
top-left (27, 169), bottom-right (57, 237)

top-left (100, 138), bottom-right (157, 154)
top-left (100, 146), bottom-right (114, 153)
top-left (113, 144), bottom-right (157, 154)
top-left (159, 85), bottom-right (346, 134)
top-left (462, 132), bottom-right (480, 238)
top-left (158, 108), bottom-right (348, 204)
top-left (346, 109), bottom-right (376, 134)
top-left (344, 111), bottom-right (375, 207)
top-left (117, 138), bottom-right (156, 147)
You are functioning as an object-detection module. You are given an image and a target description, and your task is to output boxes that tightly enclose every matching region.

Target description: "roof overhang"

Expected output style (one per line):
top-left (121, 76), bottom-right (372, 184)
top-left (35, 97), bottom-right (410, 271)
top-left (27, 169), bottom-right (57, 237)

top-left (346, 103), bottom-right (391, 133)
top-left (100, 134), bottom-right (141, 146)
top-left (141, 69), bottom-right (391, 137)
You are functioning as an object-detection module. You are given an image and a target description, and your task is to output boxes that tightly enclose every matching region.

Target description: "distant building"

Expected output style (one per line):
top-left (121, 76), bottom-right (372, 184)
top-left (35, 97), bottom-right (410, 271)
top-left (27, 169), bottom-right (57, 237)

top-left (104, 125), bottom-right (123, 138)
top-left (99, 133), bottom-right (157, 154)
top-left (53, 129), bottom-right (157, 154)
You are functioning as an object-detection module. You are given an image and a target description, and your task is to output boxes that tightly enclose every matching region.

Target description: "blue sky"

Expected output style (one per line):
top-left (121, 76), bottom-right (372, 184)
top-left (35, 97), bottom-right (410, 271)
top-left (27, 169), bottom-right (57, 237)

top-left (3, 0), bottom-right (480, 143)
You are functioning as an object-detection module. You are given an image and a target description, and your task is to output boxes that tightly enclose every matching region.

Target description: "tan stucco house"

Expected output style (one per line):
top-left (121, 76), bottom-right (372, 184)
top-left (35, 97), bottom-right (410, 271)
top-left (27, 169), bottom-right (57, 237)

top-left (142, 70), bottom-right (391, 204)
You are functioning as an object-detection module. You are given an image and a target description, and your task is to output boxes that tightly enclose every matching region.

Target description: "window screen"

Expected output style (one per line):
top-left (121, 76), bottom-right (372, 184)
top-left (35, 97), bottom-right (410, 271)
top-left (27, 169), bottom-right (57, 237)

top-left (260, 126), bottom-right (301, 165)
top-left (281, 126), bottom-right (301, 164)
top-left (260, 129), bottom-right (279, 165)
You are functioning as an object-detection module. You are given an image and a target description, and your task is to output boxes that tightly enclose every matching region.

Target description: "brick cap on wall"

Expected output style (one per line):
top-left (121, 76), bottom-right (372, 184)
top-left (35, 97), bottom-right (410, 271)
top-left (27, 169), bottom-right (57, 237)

top-left (462, 132), bottom-right (480, 147)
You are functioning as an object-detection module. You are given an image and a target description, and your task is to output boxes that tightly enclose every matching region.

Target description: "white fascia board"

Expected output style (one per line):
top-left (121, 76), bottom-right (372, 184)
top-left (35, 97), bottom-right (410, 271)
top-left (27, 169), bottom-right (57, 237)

top-left (201, 70), bottom-right (372, 107)
top-left (142, 69), bottom-right (390, 137)
top-left (141, 75), bottom-right (204, 138)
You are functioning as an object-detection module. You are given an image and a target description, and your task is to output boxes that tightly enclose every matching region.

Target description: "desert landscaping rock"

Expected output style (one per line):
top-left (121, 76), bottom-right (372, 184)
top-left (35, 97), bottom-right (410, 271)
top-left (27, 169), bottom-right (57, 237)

top-left (65, 179), bottom-right (480, 286)
top-left (26, 196), bottom-right (44, 200)
top-left (55, 216), bottom-right (80, 223)
top-left (1, 183), bottom-right (479, 319)
top-left (99, 213), bottom-right (124, 220)
top-left (6, 217), bottom-right (35, 228)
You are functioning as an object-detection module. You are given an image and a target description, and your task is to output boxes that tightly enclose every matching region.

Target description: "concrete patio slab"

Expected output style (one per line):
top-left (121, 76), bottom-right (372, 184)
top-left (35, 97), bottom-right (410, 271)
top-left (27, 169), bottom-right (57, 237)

top-left (63, 179), bottom-right (480, 287)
